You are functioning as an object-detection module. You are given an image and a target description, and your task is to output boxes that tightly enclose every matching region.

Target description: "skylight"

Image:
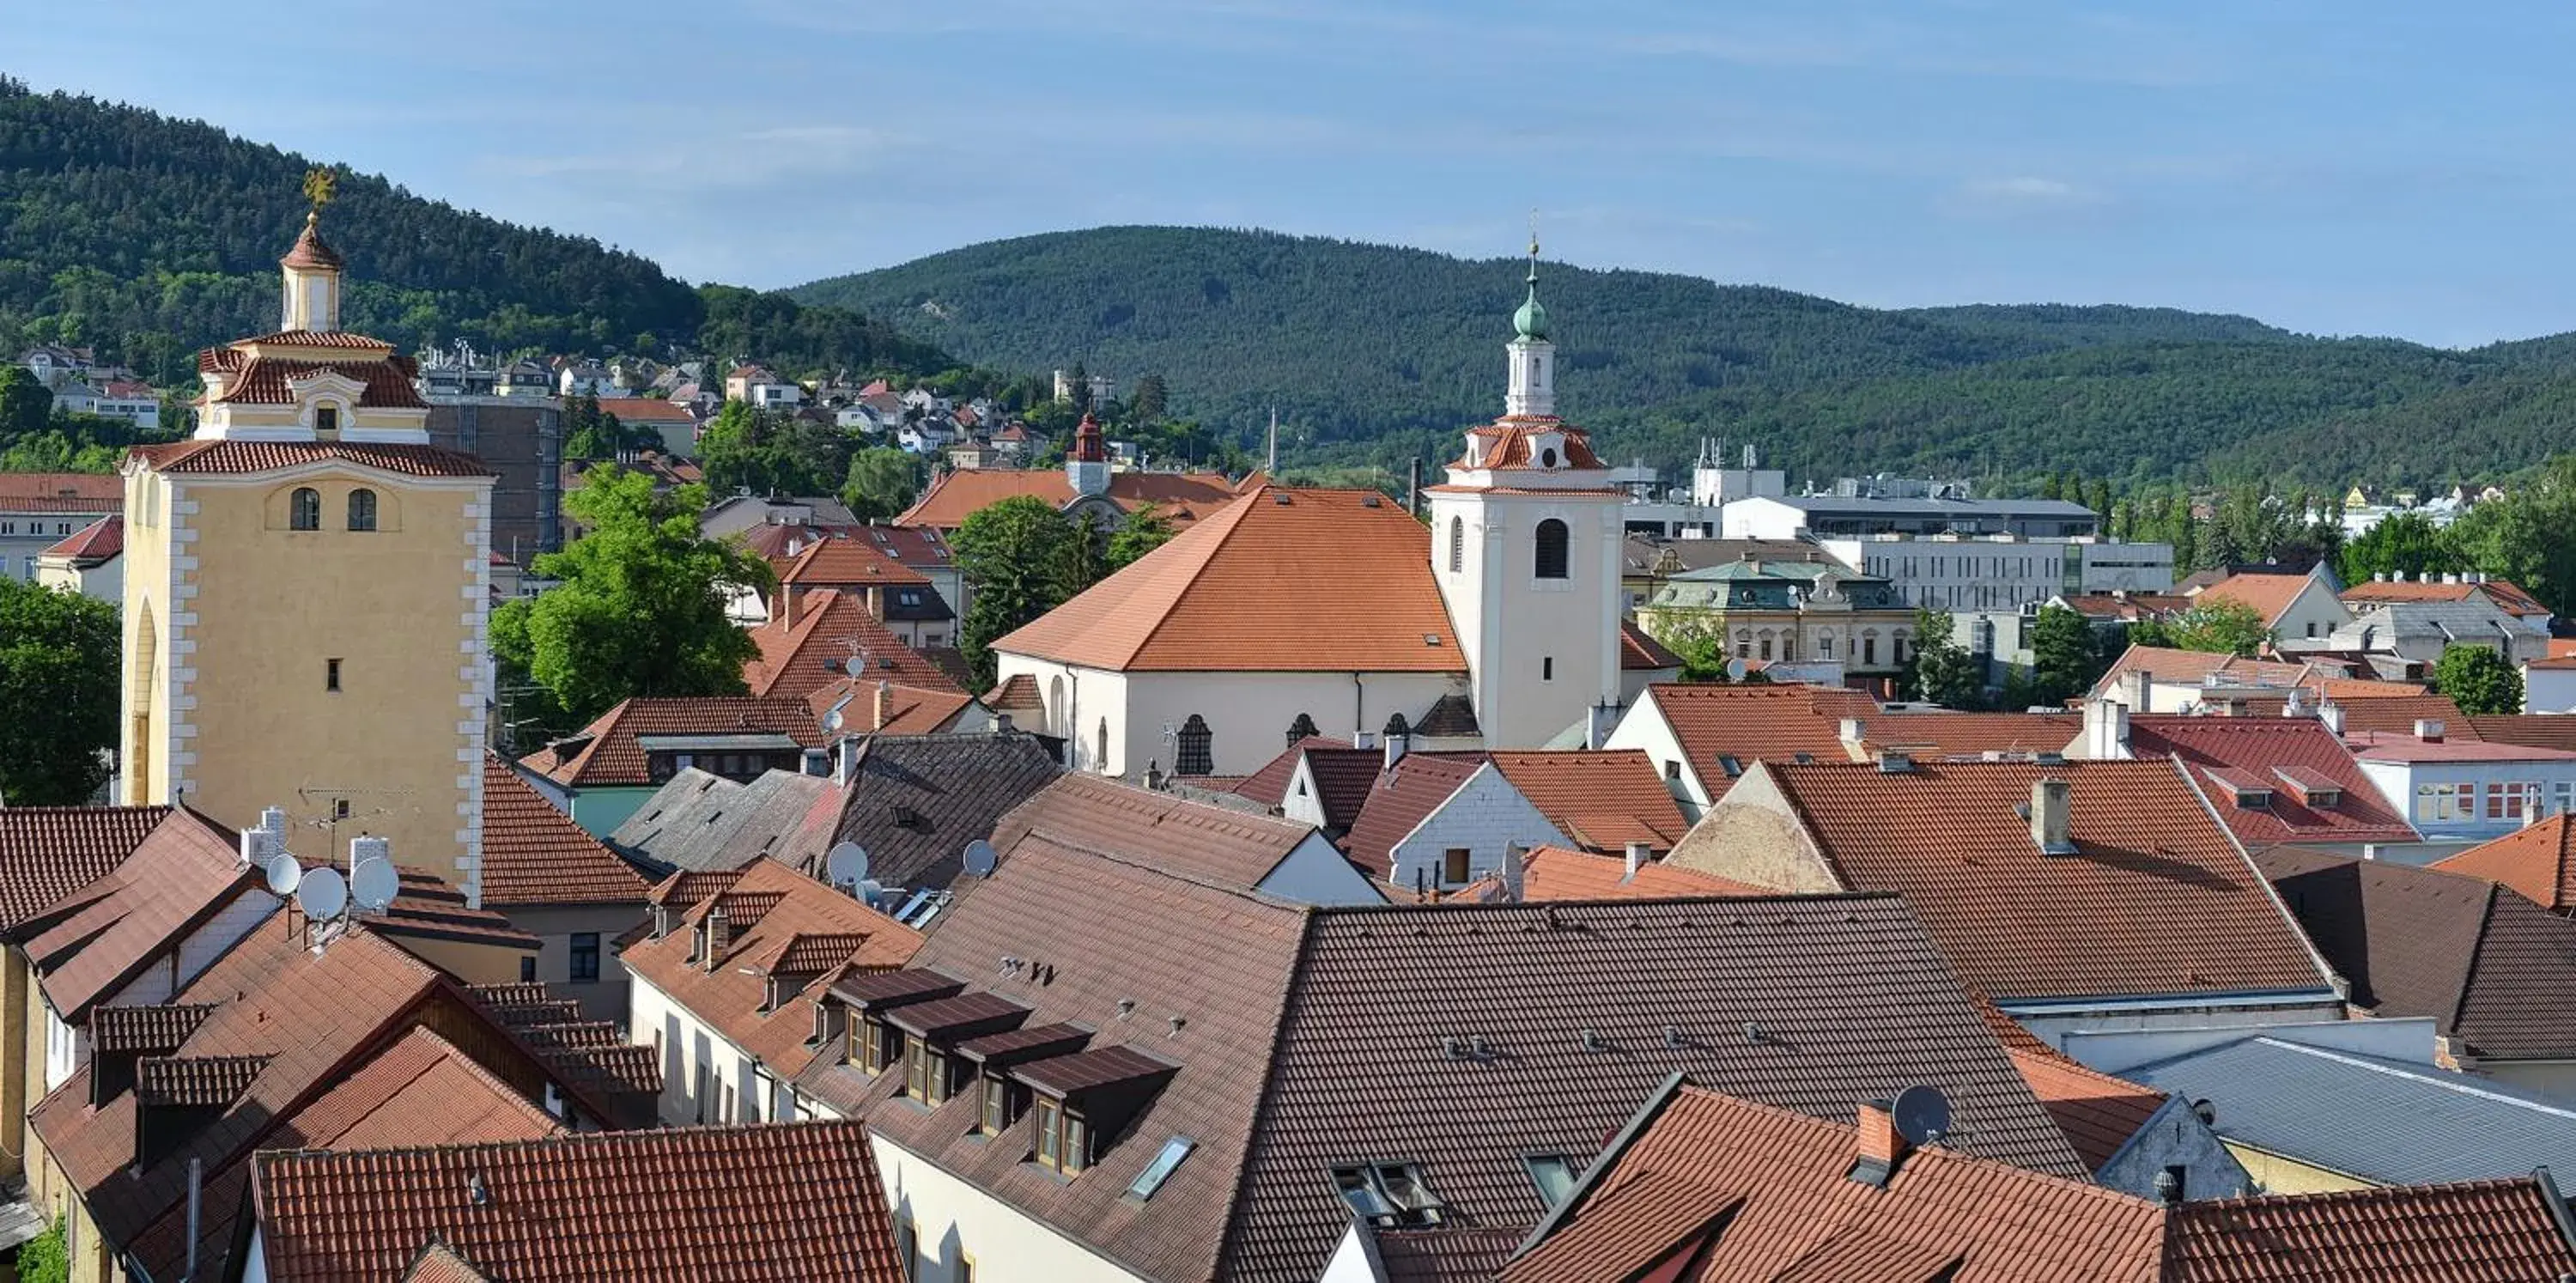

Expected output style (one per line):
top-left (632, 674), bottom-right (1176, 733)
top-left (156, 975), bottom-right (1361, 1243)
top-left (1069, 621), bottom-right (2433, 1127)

top-left (1127, 1135), bottom-right (1196, 1201)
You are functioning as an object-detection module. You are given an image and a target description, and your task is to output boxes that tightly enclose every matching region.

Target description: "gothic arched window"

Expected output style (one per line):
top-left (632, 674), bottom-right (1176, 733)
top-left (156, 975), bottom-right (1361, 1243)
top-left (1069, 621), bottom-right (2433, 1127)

top-left (289, 487), bottom-right (321, 532)
top-left (1448, 517), bottom-right (1464, 574)
top-left (346, 488), bottom-right (378, 532)
top-left (1534, 519), bottom-right (1570, 580)
top-left (1176, 714), bottom-right (1213, 776)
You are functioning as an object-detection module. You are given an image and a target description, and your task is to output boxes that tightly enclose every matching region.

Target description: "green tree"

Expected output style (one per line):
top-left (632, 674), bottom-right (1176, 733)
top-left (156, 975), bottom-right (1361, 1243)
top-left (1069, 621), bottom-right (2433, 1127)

top-left (1104, 502), bottom-right (1176, 571)
top-left (1129, 373), bottom-right (1168, 423)
top-left (1066, 362), bottom-right (1092, 415)
top-left (953, 496), bottom-right (1084, 688)
top-left (0, 366), bottom-right (52, 441)
top-left (2445, 456), bottom-right (2576, 617)
top-left (840, 447), bottom-right (925, 522)
top-left (2433, 644), bottom-right (2523, 715)
top-left (489, 468), bottom-right (772, 727)
top-left (1643, 613), bottom-right (1734, 684)
top-left (2026, 604), bottom-right (2106, 708)
top-left (697, 401), bottom-right (849, 496)
top-left (2157, 599), bottom-right (2272, 657)
top-left (15, 1217), bottom-right (69, 1283)
top-left (2336, 511), bottom-right (2462, 587)
top-left (2085, 477), bottom-right (2111, 522)
top-left (0, 577), bottom-right (119, 805)
top-left (1903, 607), bottom-right (1984, 708)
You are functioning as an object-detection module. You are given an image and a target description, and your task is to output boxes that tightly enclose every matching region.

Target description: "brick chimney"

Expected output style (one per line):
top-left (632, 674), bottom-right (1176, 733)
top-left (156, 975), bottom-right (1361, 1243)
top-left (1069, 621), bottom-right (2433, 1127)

top-left (1850, 1098), bottom-right (1910, 1186)
top-left (775, 582), bottom-right (800, 629)
top-left (2031, 777), bottom-right (2075, 855)
top-left (702, 906), bottom-right (732, 971)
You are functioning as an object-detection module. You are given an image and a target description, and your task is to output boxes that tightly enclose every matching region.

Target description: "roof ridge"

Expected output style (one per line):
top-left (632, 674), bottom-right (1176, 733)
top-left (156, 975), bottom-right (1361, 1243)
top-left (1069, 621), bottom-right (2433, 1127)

top-left (2251, 1037), bottom-right (2576, 1118)
top-left (1105, 484), bottom-right (1267, 671)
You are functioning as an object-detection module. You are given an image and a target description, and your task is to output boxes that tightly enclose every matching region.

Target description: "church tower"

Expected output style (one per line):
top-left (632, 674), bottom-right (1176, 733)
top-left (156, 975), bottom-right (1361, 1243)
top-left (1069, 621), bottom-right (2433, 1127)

top-left (1426, 239), bottom-right (1625, 748)
top-left (119, 173), bottom-right (499, 903)
top-left (1066, 410), bottom-right (1110, 497)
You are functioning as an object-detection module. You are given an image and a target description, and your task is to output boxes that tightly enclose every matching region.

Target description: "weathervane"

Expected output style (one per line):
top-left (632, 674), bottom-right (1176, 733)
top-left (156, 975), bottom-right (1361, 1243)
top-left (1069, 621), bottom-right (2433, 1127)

top-left (1528, 207), bottom-right (1540, 262)
top-left (301, 166), bottom-right (337, 217)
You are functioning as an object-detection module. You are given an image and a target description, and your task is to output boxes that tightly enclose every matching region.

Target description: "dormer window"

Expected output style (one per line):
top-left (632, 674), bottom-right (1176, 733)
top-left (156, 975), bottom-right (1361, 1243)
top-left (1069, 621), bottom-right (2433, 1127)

top-left (1034, 1098), bottom-right (1090, 1174)
top-left (314, 405), bottom-right (339, 437)
top-left (1333, 1163), bottom-right (1445, 1227)
top-left (980, 1073), bottom-right (1026, 1135)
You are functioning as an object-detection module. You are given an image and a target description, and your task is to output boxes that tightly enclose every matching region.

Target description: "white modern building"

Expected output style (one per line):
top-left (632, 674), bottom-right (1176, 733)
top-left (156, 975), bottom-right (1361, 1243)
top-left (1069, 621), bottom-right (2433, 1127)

top-left (1820, 534), bottom-right (2176, 611)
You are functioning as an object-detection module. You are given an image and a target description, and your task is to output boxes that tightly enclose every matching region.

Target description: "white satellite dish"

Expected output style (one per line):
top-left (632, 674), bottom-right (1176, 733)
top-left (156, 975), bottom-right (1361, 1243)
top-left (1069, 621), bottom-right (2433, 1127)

top-left (961, 839), bottom-right (999, 878)
top-left (844, 654), bottom-right (867, 677)
top-left (854, 878), bottom-right (884, 907)
top-left (297, 866), bottom-right (348, 921)
top-left (350, 858), bottom-right (400, 913)
top-left (826, 842), bottom-right (871, 885)
top-left (264, 854), bottom-right (304, 897)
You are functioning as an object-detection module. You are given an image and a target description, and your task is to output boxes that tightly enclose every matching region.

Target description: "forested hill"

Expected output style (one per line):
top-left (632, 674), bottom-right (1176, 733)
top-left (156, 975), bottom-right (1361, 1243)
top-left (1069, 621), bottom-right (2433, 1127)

top-left (0, 79), bottom-right (959, 387)
top-left (796, 226), bottom-right (2576, 487)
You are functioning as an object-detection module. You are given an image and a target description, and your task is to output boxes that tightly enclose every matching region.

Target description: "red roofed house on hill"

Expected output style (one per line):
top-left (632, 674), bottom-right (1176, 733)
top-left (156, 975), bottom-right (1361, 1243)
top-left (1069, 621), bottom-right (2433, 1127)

top-left (993, 250), bottom-right (1636, 777)
top-left (896, 411), bottom-right (1242, 536)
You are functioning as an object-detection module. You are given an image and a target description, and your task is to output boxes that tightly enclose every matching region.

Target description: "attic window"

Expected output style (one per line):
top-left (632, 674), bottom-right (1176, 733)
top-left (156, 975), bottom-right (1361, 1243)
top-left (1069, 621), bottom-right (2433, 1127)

top-left (1034, 1098), bottom-right (1090, 1175)
top-left (1524, 1154), bottom-right (1579, 1206)
top-left (1332, 1163), bottom-right (1446, 1227)
top-left (1717, 755), bottom-right (1743, 778)
top-left (1127, 1135), bottom-right (1197, 1201)
top-left (1423, 634), bottom-right (1443, 647)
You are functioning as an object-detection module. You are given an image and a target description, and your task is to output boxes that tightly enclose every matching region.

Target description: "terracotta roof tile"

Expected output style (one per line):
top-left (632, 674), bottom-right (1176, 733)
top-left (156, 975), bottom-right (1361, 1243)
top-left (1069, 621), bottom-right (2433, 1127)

top-left (1339, 753), bottom-right (1485, 877)
top-left (2343, 576), bottom-right (2553, 618)
top-left (477, 755), bottom-right (650, 905)
top-left (1853, 711), bottom-right (2081, 758)
top-left (136, 1053), bottom-right (270, 1106)
top-left (1710, 759), bottom-right (2333, 1003)
top-left (983, 672), bottom-right (1044, 714)
top-left (249, 1121), bottom-right (903, 1282)
top-left (524, 696), bottom-right (823, 788)
top-left (2433, 812), bottom-right (2576, 912)
top-left (745, 590), bottom-right (960, 701)
top-left (129, 439), bottom-right (489, 477)
top-left (895, 466), bottom-right (1236, 530)
top-left (805, 678), bottom-right (976, 736)
top-left (361, 868), bottom-right (543, 952)
top-left (1230, 736), bottom-right (1353, 810)
top-left (2095, 644), bottom-right (2338, 697)
top-left (1512, 844), bottom-right (1766, 899)
top-left (1620, 618), bottom-right (1682, 671)
top-left (1486, 750), bottom-right (1692, 854)
top-left (2006, 1047), bottom-right (2169, 1175)
top-left (987, 774), bottom-right (1333, 891)
top-left (590, 395), bottom-right (696, 424)
top-left (39, 514), bottom-right (122, 561)
top-left (1449, 417), bottom-right (1607, 470)
top-left (2259, 846), bottom-right (2576, 1060)
top-left (775, 537), bottom-right (933, 589)
top-left (996, 487), bottom-right (1467, 674)
top-left (2125, 715), bottom-right (2419, 848)
top-left (279, 216), bottom-right (344, 270)
top-left (0, 803), bottom-right (167, 930)
top-left (2193, 570), bottom-right (2319, 627)
top-left (1637, 683), bottom-right (1878, 800)
top-left (90, 1003), bottom-right (216, 1054)
top-left (2464, 713), bottom-right (2576, 755)
top-left (2332, 693), bottom-right (2473, 738)
top-left (624, 860), bottom-right (920, 1084)
top-left (2163, 1179), bottom-right (2576, 1280)
top-left (22, 808), bottom-right (252, 1020)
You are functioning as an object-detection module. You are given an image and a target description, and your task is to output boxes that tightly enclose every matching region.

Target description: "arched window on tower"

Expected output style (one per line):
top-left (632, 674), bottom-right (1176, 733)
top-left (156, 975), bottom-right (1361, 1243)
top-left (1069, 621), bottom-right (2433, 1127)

top-left (1176, 714), bottom-right (1213, 776)
top-left (347, 488), bottom-right (378, 532)
top-left (289, 487), bottom-right (321, 532)
top-left (1534, 519), bottom-right (1570, 580)
top-left (1448, 517), bottom-right (1464, 574)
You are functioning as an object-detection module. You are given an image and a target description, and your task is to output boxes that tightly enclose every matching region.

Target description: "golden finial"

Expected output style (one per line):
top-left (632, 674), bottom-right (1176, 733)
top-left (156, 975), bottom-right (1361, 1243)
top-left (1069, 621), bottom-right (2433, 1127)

top-left (301, 166), bottom-right (337, 216)
top-left (1528, 207), bottom-right (1540, 261)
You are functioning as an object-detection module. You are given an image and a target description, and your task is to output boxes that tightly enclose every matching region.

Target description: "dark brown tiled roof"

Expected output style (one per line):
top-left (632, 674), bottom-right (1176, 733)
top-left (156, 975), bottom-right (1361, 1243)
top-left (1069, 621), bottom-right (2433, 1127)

top-left (2161, 1179), bottom-right (2576, 1280)
top-left (40, 514), bottom-right (122, 562)
top-left (1012, 1043), bottom-right (1176, 1098)
top-left (477, 755), bottom-right (651, 905)
top-left (129, 439), bottom-right (488, 477)
top-left (91, 1003), bottom-right (216, 1054)
top-left (1230, 736), bottom-right (1354, 810)
top-left (800, 732), bottom-right (1060, 891)
top-left (136, 1054), bottom-right (270, 1106)
top-left (1339, 753), bottom-right (1485, 877)
top-left (1715, 759), bottom-right (2332, 1004)
top-left (2433, 812), bottom-right (2576, 913)
top-left (2465, 713), bottom-right (2576, 754)
top-left (1620, 618), bottom-right (1683, 671)
top-left (2258, 846), bottom-right (2576, 1060)
top-left (248, 1121), bottom-right (905, 1283)
top-left (522, 696), bottom-right (823, 788)
top-left (835, 838), bottom-right (2086, 1283)
top-left (988, 774), bottom-right (1325, 891)
top-left (0, 803), bottom-right (167, 930)
top-left (21, 808), bottom-right (252, 1019)
top-left (361, 868), bottom-right (542, 952)
top-left (2126, 715), bottom-right (2419, 848)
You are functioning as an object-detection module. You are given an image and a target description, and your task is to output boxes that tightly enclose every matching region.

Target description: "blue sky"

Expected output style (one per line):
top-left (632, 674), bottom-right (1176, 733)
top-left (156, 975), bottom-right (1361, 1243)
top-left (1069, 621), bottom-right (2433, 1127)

top-left (15, 1), bottom-right (2575, 344)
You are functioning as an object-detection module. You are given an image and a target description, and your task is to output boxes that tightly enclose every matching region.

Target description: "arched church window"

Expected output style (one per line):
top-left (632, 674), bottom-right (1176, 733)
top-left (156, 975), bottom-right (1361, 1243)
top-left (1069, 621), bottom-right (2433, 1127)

top-left (347, 488), bottom-right (378, 532)
top-left (1448, 517), bottom-right (1463, 574)
top-left (1534, 519), bottom-right (1570, 580)
top-left (1285, 712), bottom-right (1319, 746)
top-left (289, 487), bottom-right (321, 532)
top-left (1175, 714), bottom-right (1213, 776)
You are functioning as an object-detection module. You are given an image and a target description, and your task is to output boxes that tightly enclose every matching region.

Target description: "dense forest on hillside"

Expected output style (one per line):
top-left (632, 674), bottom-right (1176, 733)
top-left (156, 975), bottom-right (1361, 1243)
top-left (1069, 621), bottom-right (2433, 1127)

top-left (0, 79), bottom-right (963, 387)
top-left (799, 227), bottom-right (2576, 487)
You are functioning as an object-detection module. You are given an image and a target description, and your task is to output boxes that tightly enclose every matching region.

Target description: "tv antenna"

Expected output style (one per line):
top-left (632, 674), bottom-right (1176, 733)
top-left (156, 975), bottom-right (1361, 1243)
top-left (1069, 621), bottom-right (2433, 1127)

top-left (1890, 1085), bottom-right (1953, 1147)
top-left (961, 839), bottom-right (998, 878)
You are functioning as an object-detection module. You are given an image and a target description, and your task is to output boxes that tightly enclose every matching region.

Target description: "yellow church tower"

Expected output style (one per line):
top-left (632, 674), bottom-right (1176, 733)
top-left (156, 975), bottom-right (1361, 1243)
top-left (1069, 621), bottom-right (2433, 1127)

top-left (118, 172), bottom-right (497, 903)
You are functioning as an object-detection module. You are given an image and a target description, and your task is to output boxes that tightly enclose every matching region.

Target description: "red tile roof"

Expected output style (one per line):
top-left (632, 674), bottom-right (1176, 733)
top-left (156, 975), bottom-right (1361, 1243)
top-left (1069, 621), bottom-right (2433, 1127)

top-left (624, 859), bottom-right (920, 1085)
top-left (2464, 713), bottom-right (2576, 753)
top-left (2095, 644), bottom-right (2337, 696)
top-left (279, 215), bottom-right (344, 270)
top-left (997, 487), bottom-right (1467, 673)
top-left (1852, 711), bottom-right (2081, 758)
top-left (129, 439), bottom-right (490, 477)
top-left (1339, 753), bottom-right (1485, 877)
top-left (591, 395), bottom-right (697, 424)
top-left (1486, 750), bottom-right (1692, 854)
top-left (21, 807), bottom-right (252, 1020)
top-left (1504, 1082), bottom-right (2576, 1283)
top-left (519, 696), bottom-right (823, 788)
top-left (1620, 618), bottom-right (1683, 671)
top-left (1637, 683), bottom-right (1879, 799)
top-left (2124, 715), bottom-right (2419, 848)
top-left (805, 678), bottom-right (976, 736)
top-left (0, 471), bottom-right (124, 512)
top-left (2331, 693), bottom-right (2473, 738)
top-left (477, 755), bottom-right (650, 906)
top-left (1230, 736), bottom-right (1354, 810)
top-left (2343, 575), bottom-right (2554, 619)
top-left (896, 466), bottom-right (1239, 530)
top-left (1703, 758), bottom-right (2334, 1003)
top-left (2433, 812), bottom-right (2576, 913)
top-left (233, 328), bottom-right (389, 350)
top-left (983, 672), bottom-right (1043, 714)
top-left (775, 536), bottom-right (931, 587)
top-left (0, 804), bottom-right (167, 930)
top-left (987, 774), bottom-right (1337, 892)
top-left (2005, 1047), bottom-right (2169, 1175)
top-left (2192, 570), bottom-right (2320, 627)
top-left (2348, 734), bottom-right (2576, 763)
top-left (39, 514), bottom-right (122, 562)
top-left (249, 1121), bottom-right (904, 1283)
top-left (1511, 844), bottom-right (1765, 899)
top-left (745, 589), bottom-right (960, 701)
top-left (1449, 416), bottom-right (1607, 470)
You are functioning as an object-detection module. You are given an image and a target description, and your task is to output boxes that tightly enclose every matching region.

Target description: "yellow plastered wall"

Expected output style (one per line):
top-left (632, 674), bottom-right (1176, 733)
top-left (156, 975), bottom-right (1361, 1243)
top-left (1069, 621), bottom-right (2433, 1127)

top-left (2228, 1142), bottom-right (2372, 1194)
top-left (122, 463), bottom-right (491, 888)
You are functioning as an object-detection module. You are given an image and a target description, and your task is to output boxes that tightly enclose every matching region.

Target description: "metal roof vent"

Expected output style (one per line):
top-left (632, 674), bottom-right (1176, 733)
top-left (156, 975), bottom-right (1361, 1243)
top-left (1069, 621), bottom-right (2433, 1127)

top-left (1578, 1028), bottom-right (1604, 1052)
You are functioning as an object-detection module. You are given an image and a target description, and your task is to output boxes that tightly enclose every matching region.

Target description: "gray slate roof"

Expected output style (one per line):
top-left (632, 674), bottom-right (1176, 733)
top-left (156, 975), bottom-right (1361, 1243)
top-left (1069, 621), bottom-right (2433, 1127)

top-left (610, 769), bottom-right (831, 875)
top-left (2123, 1036), bottom-right (2576, 1186)
top-left (804, 733), bottom-right (1060, 891)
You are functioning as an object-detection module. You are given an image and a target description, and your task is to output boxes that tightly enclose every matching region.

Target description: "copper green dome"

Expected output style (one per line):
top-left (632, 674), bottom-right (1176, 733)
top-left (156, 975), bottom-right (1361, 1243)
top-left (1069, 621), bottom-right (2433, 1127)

top-left (1512, 270), bottom-right (1550, 343)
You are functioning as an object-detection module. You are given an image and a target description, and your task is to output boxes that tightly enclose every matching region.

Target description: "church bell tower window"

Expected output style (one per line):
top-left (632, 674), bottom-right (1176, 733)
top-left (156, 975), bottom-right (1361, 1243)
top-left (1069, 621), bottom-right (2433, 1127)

top-left (1534, 519), bottom-right (1570, 580)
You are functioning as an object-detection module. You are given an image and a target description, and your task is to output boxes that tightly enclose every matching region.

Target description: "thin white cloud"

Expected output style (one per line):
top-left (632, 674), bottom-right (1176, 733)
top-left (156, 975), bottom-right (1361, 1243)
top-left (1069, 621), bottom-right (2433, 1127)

top-left (1939, 175), bottom-right (2110, 218)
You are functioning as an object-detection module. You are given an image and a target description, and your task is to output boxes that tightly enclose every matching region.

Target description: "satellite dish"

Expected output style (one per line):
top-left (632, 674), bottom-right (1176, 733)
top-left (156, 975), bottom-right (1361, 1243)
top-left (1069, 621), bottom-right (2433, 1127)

top-left (350, 858), bottom-right (400, 913)
top-left (854, 878), bottom-right (884, 906)
top-left (297, 866), bottom-right (348, 921)
top-left (826, 842), bottom-right (871, 885)
top-left (264, 854), bottom-right (303, 897)
top-left (1890, 1085), bottom-right (1953, 1147)
top-left (844, 655), bottom-right (867, 677)
top-left (961, 839), bottom-right (998, 878)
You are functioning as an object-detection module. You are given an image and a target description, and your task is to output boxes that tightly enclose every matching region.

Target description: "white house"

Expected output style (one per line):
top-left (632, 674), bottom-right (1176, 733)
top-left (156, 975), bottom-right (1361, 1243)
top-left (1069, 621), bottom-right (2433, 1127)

top-left (2348, 723), bottom-right (2576, 848)
top-left (991, 252), bottom-right (1629, 777)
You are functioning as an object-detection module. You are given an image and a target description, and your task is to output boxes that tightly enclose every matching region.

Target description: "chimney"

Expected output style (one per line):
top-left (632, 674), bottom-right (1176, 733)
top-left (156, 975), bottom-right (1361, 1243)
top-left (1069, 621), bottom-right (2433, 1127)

top-left (2415, 719), bottom-right (2445, 743)
top-left (775, 583), bottom-right (801, 629)
top-left (2123, 668), bottom-right (2150, 711)
top-left (1500, 842), bottom-right (1527, 903)
top-left (835, 736), bottom-right (864, 787)
top-left (1623, 842), bottom-right (1649, 882)
top-left (873, 679), bottom-right (893, 731)
top-left (2373, 571), bottom-right (2387, 582)
top-left (992, 712), bottom-right (1015, 734)
top-left (2031, 777), bottom-right (2075, 854)
top-left (1838, 716), bottom-right (1865, 745)
top-left (703, 907), bottom-right (731, 970)
top-left (2319, 702), bottom-right (2346, 736)
top-left (1875, 751), bottom-right (1912, 774)
top-left (2081, 697), bottom-right (2129, 759)
top-left (1354, 730), bottom-right (1378, 751)
top-left (1850, 1099), bottom-right (1910, 1186)
top-left (1382, 714), bottom-right (1412, 768)
top-left (2524, 787), bottom-right (2542, 829)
